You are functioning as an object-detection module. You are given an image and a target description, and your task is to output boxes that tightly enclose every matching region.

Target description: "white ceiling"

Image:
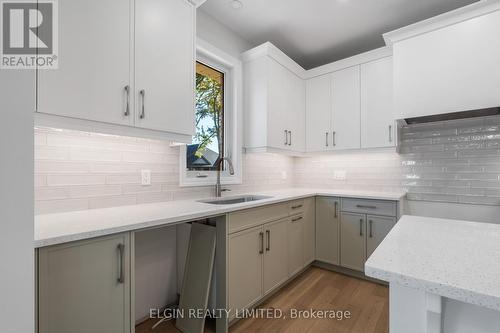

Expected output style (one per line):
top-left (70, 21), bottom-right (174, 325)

top-left (200, 0), bottom-right (479, 69)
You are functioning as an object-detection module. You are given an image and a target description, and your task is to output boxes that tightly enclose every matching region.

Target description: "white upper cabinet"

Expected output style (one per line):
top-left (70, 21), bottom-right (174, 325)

top-left (37, 0), bottom-right (131, 126)
top-left (266, 58), bottom-right (289, 150)
top-left (388, 4), bottom-right (500, 119)
top-left (243, 43), bottom-right (306, 154)
top-left (360, 57), bottom-right (395, 148)
top-left (287, 71), bottom-right (306, 152)
top-left (246, 43), bottom-right (395, 154)
top-left (36, 0), bottom-right (195, 141)
top-left (135, 0), bottom-right (194, 135)
top-left (331, 66), bottom-right (361, 150)
top-left (306, 74), bottom-right (331, 152)
top-left (306, 49), bottom-right (395, 153)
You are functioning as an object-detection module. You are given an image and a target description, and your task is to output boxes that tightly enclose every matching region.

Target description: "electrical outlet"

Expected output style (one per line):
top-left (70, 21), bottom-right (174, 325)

top-left (281, 171), bottom-right (287, 180)
top-left (333, 170), bottom-right (346, 180)
top-left (141, 169), bottom-right (151, 186)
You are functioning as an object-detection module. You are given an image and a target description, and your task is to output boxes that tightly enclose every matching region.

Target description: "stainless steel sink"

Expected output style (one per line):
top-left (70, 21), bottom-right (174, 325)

top-left (198, 195), bottom-right (273, 205)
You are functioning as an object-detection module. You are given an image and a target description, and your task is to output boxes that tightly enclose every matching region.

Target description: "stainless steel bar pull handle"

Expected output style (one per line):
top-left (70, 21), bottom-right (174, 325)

top-left (288, 131), bottom-right (292, 146)
top-left (369, 220), bottom-right (373, 238)
top-left (325, 132), bottom-right (329, 147)
top-left (359, 219), bottom-right (363, 237)
top-left (291, 204), bottom-right (303, 209)
top-left (139, 89), bottom-right (146, 119)
top-left (389, 125), bottom-right (393, 142)
top-left (124, 85), bottom-right (130, 116)
top-left (259, 232), bottom-right (264, 254)
top-left (332, 131), bottom-right (336, 146)
top-left (284, 130), bottom-right (288, 145)
top-left (334, 201), bottom-right (338, 218)
top-left (292, 216), bottom-right (303, 222)
top-left (117, 244), bottom-right (125, 284)
top-left (266, 230), bottom-right (270, 252)
top-left (356, 204), bottom-right (377, 209)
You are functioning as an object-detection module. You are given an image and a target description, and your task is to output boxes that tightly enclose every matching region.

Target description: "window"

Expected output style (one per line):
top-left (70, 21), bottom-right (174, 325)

top-left (179, 39), bottom-right (242, 187)
top-left (187, 62), bottom-right (225, 171)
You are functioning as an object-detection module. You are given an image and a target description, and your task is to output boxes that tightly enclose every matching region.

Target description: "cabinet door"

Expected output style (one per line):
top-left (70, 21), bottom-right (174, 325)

top-left (38, 234), bottom-right (130, 333)
top-left (263, 219), bottom-right (289, 295)
top-left (315, 197), bottom-right (340, 265)
top-left (228, 226), bottom-right (263, 313)
top-left (340, 212), bottom-right (366, 271)
top-left (37, 0), bottom-right (131, 125)
top-left (288, 215), bottom-right (304, 276)
top-left (267, 58), bottom-right (289, 150)
top-left (288, 71), bottom-right (306, 152)
top-left (331, 66), bottom-right (361, 150)
top-left (303, 198), bottom-right (316, 266)
top-left (306, 75), bottom-right (332, 152)
top-left (394, 10), bottom-right (500, 119)
top-left (135, 0), bottom-right (195, 135)
top-left (361, 57), bottom-right (395, 148)
top-left (366, 215), bottom-right (397, 259)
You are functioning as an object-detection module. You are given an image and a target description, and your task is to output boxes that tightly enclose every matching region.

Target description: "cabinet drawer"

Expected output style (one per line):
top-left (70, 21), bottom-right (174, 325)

top-left (341, 198), bottom-right (396, 217)
top-left (228, 203), bottom-right (289, 234)
top-left (289, 199), bottom-right (305, 215)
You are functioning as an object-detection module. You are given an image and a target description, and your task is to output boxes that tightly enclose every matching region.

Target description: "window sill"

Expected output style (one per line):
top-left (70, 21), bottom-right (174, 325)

top-left (179, 174), bottom-right (243, 188)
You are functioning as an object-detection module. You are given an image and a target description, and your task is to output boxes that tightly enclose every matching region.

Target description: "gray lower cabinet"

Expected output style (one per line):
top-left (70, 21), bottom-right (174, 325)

top-left (340, 212), bottom-right (366, 271)
top-left (263, 218), bottom-right (289, 294)
top-left (38, 233), bottom-right (131, 333)
top-left (228, 225), bottom-right (263, 314)
top-left (366, 215), bottom-right (397, 259)
top-left (288, 215), bottom-right (304, 276)
top-left (339, 198), bottom-right (399, 272)
top-left (303, 198), bottom-right (316, 266)
top-left (315, 196), bottom-right (340, 265)
top-left (228, 217), bottom-right (289, 317)
top-left (228, 199), bottom-right (316, 321)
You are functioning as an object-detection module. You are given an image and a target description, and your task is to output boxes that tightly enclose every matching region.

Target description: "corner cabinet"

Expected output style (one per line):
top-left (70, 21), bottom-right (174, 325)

top-left (36, 0), bottom-right (196, 142)
top-left (243, 43), bottom-right (306, 154)
top-left (305, 54), bottom-right (395, 152)
top-left (340, 198), bottom-right (398, 272)
top-left (315, 197), bottom-right (399, 273)
top-left (38, 234), bottom-right (131, 333)
top-left (305, 67), bottom-right (362, 152)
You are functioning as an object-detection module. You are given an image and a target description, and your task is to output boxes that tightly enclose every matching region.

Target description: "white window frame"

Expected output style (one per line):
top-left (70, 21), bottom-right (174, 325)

top-left (179, 38), bottom-right (243, 187)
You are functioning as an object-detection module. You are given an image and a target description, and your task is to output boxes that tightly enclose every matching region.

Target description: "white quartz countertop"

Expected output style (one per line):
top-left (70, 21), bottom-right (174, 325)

top-left (35, 188), bottom-right (405, 248)
top-left (365, 215), bottom-right (500, 311)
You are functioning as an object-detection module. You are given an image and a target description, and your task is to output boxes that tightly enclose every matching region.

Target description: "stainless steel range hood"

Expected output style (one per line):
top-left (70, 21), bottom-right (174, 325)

top-left (404, 107), bottom-right (500, 125)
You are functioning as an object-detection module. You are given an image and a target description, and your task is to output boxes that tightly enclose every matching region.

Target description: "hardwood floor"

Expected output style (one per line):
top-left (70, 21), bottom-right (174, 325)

top-left (135, 318), bottom-right (216, 333)
top-left (135, 267), bottom-right (389, 333)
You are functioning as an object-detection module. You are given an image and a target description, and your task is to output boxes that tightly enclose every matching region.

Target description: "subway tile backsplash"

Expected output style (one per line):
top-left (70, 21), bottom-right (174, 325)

top-left (295, 115), bottom-right (500, 206)
top-left (35, 115), bottom-right (500, 214)
top-left (34, 127), bottom-right (294, 214)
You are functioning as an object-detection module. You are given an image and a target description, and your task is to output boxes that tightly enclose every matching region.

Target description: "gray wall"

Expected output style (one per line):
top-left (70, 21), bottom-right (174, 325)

top-left (134, 227), bottom-right (178, 321)
top-left (0, 71), bottom-right (35, 329)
